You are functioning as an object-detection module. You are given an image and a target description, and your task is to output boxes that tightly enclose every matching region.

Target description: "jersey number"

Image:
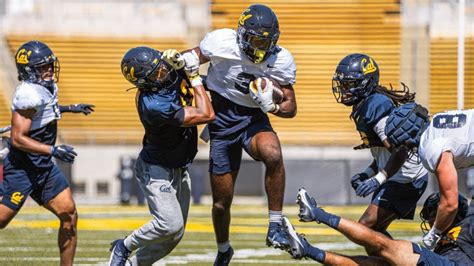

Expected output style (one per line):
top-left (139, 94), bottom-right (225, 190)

top-left (433, 114), bottom-right (467, 129)
top-left (233, 72), bottom-right (256, 94)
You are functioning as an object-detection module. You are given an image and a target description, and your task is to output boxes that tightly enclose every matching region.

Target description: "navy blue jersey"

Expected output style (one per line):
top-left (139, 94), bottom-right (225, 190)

top-left (351, 93), bottom-right (394, 148)
top-left (434, 199), bottom-right (474, 265)
top-left (208, 91), bottom-right (266, 138)
top-left (137, 80), bottom-right (197, 168)
top-left (7, 120), bottom-right (57, 169)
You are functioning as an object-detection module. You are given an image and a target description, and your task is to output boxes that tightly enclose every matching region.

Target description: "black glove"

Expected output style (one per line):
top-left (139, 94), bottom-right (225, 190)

top-left (51, 145), bottom-right (77, 163)
top-left (68, 104), bottom-right (95, 115)
top-left (350, 172), bottom-right (370, 191)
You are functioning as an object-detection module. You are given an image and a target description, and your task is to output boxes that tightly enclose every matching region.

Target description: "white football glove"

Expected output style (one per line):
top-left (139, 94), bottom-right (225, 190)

top-left (422, 227), bottom-right (442, 250)
top-left (249, 78), bottom-right (276, 113)
top-left (182, 51), bottom-right (200, 77)
top-left (161, 49), bottom-right (185, 70)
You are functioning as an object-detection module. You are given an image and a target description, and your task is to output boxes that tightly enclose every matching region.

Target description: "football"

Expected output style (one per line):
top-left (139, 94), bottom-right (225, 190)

top-left (251, 77), bottom-right (284, 104)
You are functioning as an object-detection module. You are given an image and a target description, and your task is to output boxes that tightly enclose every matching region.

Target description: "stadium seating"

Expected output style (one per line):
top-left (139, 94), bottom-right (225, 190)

top-left (6, 36), bottom-right (188, 144)
top-left (0, 85), bottom-right (10, 128)
top-left (211, 0), bottom-right (401, 145)
top-left (430, 38), bottom-right (474, 114)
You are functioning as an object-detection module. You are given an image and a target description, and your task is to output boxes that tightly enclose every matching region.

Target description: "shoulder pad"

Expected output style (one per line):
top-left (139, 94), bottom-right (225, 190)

top-left (12, 82), bottom-right (46, 110)
top-left (419, 138), bottom-right (444, 172)
top-left (358, 93), bottom-right (394, 125)
top-left (199, 29), bottom-right (237, 58)
top-left (268, 47), bottom-right (296, 86)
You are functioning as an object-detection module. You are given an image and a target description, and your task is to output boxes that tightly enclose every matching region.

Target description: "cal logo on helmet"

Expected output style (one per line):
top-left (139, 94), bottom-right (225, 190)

top-left (16, 49), bottom-right (32, 64)
top-left (122, 66), bottom-right (138, 82)
top-left (361, 57), bottom-right (377, 75)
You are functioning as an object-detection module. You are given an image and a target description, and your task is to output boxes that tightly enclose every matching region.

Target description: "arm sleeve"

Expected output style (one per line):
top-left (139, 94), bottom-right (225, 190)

top-left (373, 116), bottom-right (389, 141)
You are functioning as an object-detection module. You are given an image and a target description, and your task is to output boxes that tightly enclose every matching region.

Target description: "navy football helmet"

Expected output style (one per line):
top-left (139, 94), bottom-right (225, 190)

top-left (15, 41), bottom-right (60, 87)
top-left (332, 53), bottom-right (380, 106)
top-left (420, 192), bottom-right (469, 235)
top-left (121, 47), bottom-right (178, 91)
top-left (237, 4), bottom-right (280, 64)
top-left (385, 102), bottom-right (429, 150)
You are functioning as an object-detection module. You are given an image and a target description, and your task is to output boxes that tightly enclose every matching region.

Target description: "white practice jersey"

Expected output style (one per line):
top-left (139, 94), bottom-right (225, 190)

top-left (371, 116), bottom-right (428, 183)
top-left (11, 82), bottom-right (61, 130)
top-left (199, 28), bottom-right (296, 107)
top-left (419, 109), bottom-right (474, 172)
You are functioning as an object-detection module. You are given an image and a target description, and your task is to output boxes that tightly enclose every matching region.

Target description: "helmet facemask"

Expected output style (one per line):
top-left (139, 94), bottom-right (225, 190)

top-left (20, 54), bottom-right (60, 87)
top-left (332, 75), bottom-right (375, 106)
top-left (237, 26), bottom-right (279, 64)
top-left (134, 60), bottom-right (178, 92)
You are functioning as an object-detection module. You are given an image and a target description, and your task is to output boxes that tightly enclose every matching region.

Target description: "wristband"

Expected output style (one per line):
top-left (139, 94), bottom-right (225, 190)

top-left (190, 76), bottom-right (203, 87)
top-left (373, 171), bottom-right (387, 185)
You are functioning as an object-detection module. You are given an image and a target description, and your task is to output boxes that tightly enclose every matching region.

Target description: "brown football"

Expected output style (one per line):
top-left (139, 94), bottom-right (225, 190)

top-left (251, 77), bottom-right (284, 104)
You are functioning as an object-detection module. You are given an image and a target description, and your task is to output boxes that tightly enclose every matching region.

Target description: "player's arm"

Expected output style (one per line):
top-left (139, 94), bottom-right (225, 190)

top-left (272, 84), bottom-right (297, 118)
top-left (182, 47), bottom-right (210, 65)
top-left (434, 151), bottom-right (458, 232)
top-left (181, 83), bottom-right (215, 127)
top-left (10, 109), bottom-right (51, 154)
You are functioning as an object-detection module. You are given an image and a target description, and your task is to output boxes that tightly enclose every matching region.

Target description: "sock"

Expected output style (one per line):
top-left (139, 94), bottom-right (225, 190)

top-left (269, 210), bottom-right (282, 224)
top-left (314, 208), bottom-right (341, 229)
top-left (306, 245), bottom-right (326, 263)
top-left (217, 241), bottom-right (231, 253)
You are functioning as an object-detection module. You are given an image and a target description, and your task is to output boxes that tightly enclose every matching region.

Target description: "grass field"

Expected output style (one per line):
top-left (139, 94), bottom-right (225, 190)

top-left (0, 203), bottom-right (424, 265)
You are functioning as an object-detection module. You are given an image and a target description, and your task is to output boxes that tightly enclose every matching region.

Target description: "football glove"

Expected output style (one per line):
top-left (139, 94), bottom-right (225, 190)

top-left (423, 227), bottom-right (442, 250)
top-left (68, 104), bottom-right (95, 115)
top-left (51, 144), bottom-right (77, 163)
top-left (355, 177), bottom-right (381, 197)
top-left (350, 172), bottom-right (370, 191)
top-left (182, 50), bottom-right (202, 86)
top-left (161, 49), bottom-right (185, 70)
top-left (249, 78), bottom-right (276, 113)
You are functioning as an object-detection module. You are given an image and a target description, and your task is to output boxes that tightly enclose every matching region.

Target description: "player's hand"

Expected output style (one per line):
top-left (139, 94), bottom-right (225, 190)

top-left (161, 49), bottom-right (185, 70)
top-left (355, 177), bottom-right (380, 197)
top-left (69, 104), bottom-right (95, 115)
top-left (249, 79), bottom-right (276, 113)
top-left (182, 50), bottom-right (201, 82)
top-left (51, 144), bottom-right (77, 163)
top-left (350, 172), bottom-right (370, 191)
top-left (423, 228), bottom-right (441, 250)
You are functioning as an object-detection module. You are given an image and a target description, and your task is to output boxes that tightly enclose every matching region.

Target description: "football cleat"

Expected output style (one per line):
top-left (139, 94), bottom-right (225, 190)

top-left (297, 188), bottom-right (319, 223)
top-left (109, 239), bottom-right (131, 266)
top-left (266, 222), bottom-right (290, 249)
top-left (214, 246), bottom-right (234, 266)
top-left (281, 216), bottom-right (310, 259)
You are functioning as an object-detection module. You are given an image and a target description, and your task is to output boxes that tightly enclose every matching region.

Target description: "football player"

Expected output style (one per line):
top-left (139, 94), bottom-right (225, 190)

top-left (281, 188), bottom-right (473, 265)
top-left (162, 4), bottom-right (297, 265)
top-left (332, 54), bottom-right (428, 243)
top-left (0, 40), bottom-right (94, 266)
top-left (108, 46), bottom-right (214, 266)
top-left (385, 103), bottom-right (474, 250)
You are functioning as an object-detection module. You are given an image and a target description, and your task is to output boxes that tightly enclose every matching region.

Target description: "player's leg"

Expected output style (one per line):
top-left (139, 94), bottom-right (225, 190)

top-left (282, 216), bottom-right (387, 265)
top-left (113, 158), bottom-right (186, 265)
top-left (209, 137), bottom-right (242, 265)
top-left (43, 187), bottom-right (77, 266)
top-left (0, 160), bottom-right (32, 228)
top-left (127, 167), bottom-right (192, 265)
top-left (245, 125), bottom-right (287, 249)
top-left (297, 188), bottom-right (420, 265)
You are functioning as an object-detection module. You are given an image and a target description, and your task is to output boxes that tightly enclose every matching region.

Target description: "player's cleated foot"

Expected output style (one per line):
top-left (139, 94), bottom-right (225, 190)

top-left (109, 239), bottom-right (131, 266)
top-left (297, 187), bottom-right (320, 222)
top-left (281, 216), bottom-right (310, 259)
top-left (266, 221), bottom-right (290, 250)
top-left (214, 246), bottom-right (234, 266)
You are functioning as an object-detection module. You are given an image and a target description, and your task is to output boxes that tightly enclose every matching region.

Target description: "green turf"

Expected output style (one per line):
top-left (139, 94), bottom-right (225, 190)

top-left (0, 204), bottom-right (423, 265)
